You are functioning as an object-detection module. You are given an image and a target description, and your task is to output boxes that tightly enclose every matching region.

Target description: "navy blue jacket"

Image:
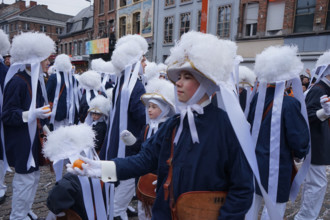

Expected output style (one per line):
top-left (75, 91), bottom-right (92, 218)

top-left (99, 75), bottom-right (146, 159)
top-left (305, 80), bottom-right (330, 165)
top-left (93, 121), bottom-right (107, 152)
top-left (113, 103), bottom-right (253, 219)
top-left (248, 87), bottom-right (310, 202)
top-left (2, 71), bottom-right (45, 174)
top-left (0, 62), bottom-right (8, 161)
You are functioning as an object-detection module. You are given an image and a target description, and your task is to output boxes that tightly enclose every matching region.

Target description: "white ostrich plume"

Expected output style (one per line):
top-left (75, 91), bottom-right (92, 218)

top-left (0, 29), bottom-right (10, 56)
top-left (91, 58), bottom-right (106, 72)
top-left (101, 61), bottom-right (116, 74)
top-left (254, 45), bottom-right (303, 83)
top-left (144, 61), bottom-right (159, 82)
top-left (10, 32), bottom-right (55, 64)
top-left (88, 95), bottom-right (110, 116)
top-left (105, 88), bottom-right (113, 102)
top-left (316, 50), bottom-right (330, 68)
top-left (54, 54), bottom-right (72, 72)
top-left (165, 31), bottom-right (237, 84)
top-left (239, 66), bottom-right (256, 87)
top-left (43, 124), bottom-right (95, 162)
top-left (75, 70), bottom-right (101, 90)
top-left (115, 34), bottom-right (148, 55)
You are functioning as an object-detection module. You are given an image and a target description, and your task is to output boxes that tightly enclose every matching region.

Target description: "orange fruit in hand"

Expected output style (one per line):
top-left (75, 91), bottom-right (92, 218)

top-left (42, 106), bottom-right (51, 114)
top-left (73, 159), bottom-right (85, 170)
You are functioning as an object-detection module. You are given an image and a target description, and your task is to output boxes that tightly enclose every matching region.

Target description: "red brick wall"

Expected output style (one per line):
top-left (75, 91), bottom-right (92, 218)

top-left (93, 0), bottom-right (116, 39)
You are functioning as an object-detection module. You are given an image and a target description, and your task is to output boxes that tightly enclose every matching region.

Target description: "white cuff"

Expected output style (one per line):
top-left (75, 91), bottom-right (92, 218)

top-left (43, 125), bottom-right (50, 134)
top-left (101, 161), bottom-right (117, 182)
top-left (316, 109), bottom-right (330, 121)
top-left (22, 111), bottom-right (29, 122)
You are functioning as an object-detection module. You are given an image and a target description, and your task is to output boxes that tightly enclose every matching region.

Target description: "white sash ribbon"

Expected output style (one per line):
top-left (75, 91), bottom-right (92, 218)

top-left (216, 86), bottom-right (281, 219)
top-left (251, 82), bottom-right (267, 144)
top-left (50, 70), bottom-right (62, 125)
top-left (101, 73), bottom-right (110, 93)
top-left (289, 77), bottom-right (311, 201)
top-left (244, 81), bottom-right (258, 117)
top-left (268, 81), bottom-right (285, 202)
top-left (78, 175), bottom-right (95, 219)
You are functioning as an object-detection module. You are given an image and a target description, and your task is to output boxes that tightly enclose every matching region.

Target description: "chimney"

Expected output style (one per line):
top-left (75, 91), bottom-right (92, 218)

top-left (29, 1), bottom-right (37, 7)
top-left (41, 5), bottom-right (48, 9)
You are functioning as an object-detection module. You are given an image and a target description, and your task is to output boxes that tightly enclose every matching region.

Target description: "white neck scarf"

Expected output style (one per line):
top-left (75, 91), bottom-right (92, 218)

top-left (173, 85), bottom-right (207, 144)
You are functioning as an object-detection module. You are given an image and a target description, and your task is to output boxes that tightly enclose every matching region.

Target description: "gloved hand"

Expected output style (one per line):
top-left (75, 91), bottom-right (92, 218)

top-left (66, 156), bottom-right (101, 178)
top-left (120, 130), bottom-right (137, 146)
top-left (320, 95), bottom-right (330, 115)
top-left (22, 105), bottom-right (52, 122)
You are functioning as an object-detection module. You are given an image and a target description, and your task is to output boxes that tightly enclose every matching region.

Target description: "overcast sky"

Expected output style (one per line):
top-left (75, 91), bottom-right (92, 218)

top-left (3, 0), bottom-right (93, 16)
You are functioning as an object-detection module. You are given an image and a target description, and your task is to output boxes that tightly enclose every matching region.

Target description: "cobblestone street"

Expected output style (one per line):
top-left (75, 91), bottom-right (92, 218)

top-left (0, 166), bottom-right (329, 220)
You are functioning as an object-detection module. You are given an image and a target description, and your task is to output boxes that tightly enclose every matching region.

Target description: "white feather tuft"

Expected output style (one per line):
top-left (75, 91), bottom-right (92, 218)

top-left (10, 32), bottom-right (55, 64)
top-left (111, 40), bottom-right (143, 75)
top-left (43, 124), bottom-right (95, 161)
top-left (101, 61), bottom-right (116, 74)
top-left (239, 66), bottom-right (256, 87)
top-left (54, 54), bottom-right (72, 72)
top-left (144, 62), bottom-right (159, 82)
top-left (254, 45), bottom-right (303, 83)
top-left (166, 31), bottom-right (237, 84)
top-left (47, 65), bottom-right (55, 75)
top-left (91, 58), bottom-right (106, 72)
top-left (75, 70), bottom-right (101, 90)
top-left (316, 50), bottom-right (330, 68)
top-left (88, 95), bottom-right (110, 116)
top-left (0, 29), bottom-right (10, 56)
top-left (142, 78), bottom-right (175, 109)
top-left (115, 34), bottom-right (148, 55)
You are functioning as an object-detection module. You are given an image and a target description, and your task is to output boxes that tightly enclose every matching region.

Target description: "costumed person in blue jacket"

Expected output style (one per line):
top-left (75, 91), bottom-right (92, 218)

top-left (2, 32), bottom-right (54, 220)
top-left (75, 70), bottom-right (103, 123)
top-left (120, 77), bottom-right (175, 220)
top-left (47, 54), bottom-right (79, 130)
top-left (246, 46), bottom-right (310, 220)
top-left (0, 29), bottom-right (10, 205)
top-left (295, 51), bottom-right (330, 220)
top-left (85, 95), bottom-right (110, 153)
top-left (97, 34), bottom-right (147, 220)
top-left (69, 31), bottom-right (254, 219)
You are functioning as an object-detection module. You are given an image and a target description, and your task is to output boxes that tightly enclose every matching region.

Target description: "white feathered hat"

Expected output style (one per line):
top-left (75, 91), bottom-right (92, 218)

top-left (54, 54), bottom-right (72, 72)
top-left (312, 50), bottom-right (330, 80)
top-left (141, 78), bottom-right (175, 116)
top-left (166, 31), bottom-right (237, 95)
top-left (239, 66), bottom-right (256, 87)
top-left (254, 45), bottom-right (303, 83)
top-left (43, 124), bottom-right (95, 162)
top-left (88, 95), bottom-right (110, 117)
top-left (0, 29), bottom-right (10, 57)
top-left (111, 35), bottom-right (148, 75)
top-left (144, 61), bottom-right (159, 82)
top-left (91, 58), bottom-right (106, 73)
top-left (75, 70), bottom-right (101, 90)
top-left (47, 65), bottom-right (55, 75)
top-left (10, 32), bottom-right (55, 64)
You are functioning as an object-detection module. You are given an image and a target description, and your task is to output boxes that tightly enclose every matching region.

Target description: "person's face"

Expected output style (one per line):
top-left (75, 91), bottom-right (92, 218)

top-left (4, 57), bottom-right (10, 66)
top-left (91, 112), bottom-right (102, 121)
top-left (41, 58), bottom-right (50, 73)
top-left (302, 85), bottom-right (307, 92)
top-left (159, 75), bottom-right (166, 80)
top-left (141, 56), bottom-right (147, 73)
top-left (175, 71), bottom-right (200, 103)
top-left (302, 77), bottom-right (309, 84)
top-left (148, 102), bottom-right (162, 119)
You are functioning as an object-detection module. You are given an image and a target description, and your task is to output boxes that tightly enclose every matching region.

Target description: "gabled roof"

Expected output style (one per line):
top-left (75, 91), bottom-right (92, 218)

top-left (20, 5), bottom-right (72, 22)
top-left (0, 4), bottom-right (21, 20)
top-left (60, 6), bottom-right (93, 38)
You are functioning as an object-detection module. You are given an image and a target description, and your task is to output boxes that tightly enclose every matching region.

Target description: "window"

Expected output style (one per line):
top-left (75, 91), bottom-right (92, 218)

top-left (40, 25), bottom-right (47, 33)
top-left (120, 0), bottom-right (126, 7)
top-left (326, 1), bottom-right (330, 30)
top-left (133, 0), bottom-right (140, 2)
top-left (109, 19), bottom-right (115, 33)
top-left (98, 22), bottom-right (106, 37)
top-left (67, 23), bottom-right (73, 32)
top-left (217, 5), bottom-right (231, 38)
top-left (164, 16), bottom-right (174, 44)
top-left (197, 11), bottom-right (201, 32)
top-left (119, 17), bottom-right (126, 37)
top-left (99, 0), bottom-right (104, 14)
top-left (109, 0), bottom-right (114, 11)
top-left (294, 0), bottom-right (315, 33)
top-left (180, 12), bottom-right (191, 37)
top-left (79, 41), bottom-right (83, 55)
top-left (60, 44), bottom-right (63, 54)
top-left (266, 0), bottom-right (285, 36)
top-left (82, 17), bottom-right (88, 28)
top-left (65, 43), bottom-right (67, 54)
top-left (244, 3), bottom-right (258, 37)
top-left (165, 0), bottom-right (174, 7)
top-left (181, 0), bottom-right (191, 2)
top-left (69, 42), bottom-right (72, 55)
top-left (24, 23), bottom-right (30, 31)
top-left (132, 12), bottom-right (141, 34)
top-left (56, 27), bottom-right (62, 34)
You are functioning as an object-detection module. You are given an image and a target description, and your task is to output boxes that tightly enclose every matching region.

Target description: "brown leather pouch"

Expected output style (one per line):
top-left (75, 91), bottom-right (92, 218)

top-left (136, 173), bottom-right (158, 217)
top-left (172, 191), bottom-right (227, 220)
